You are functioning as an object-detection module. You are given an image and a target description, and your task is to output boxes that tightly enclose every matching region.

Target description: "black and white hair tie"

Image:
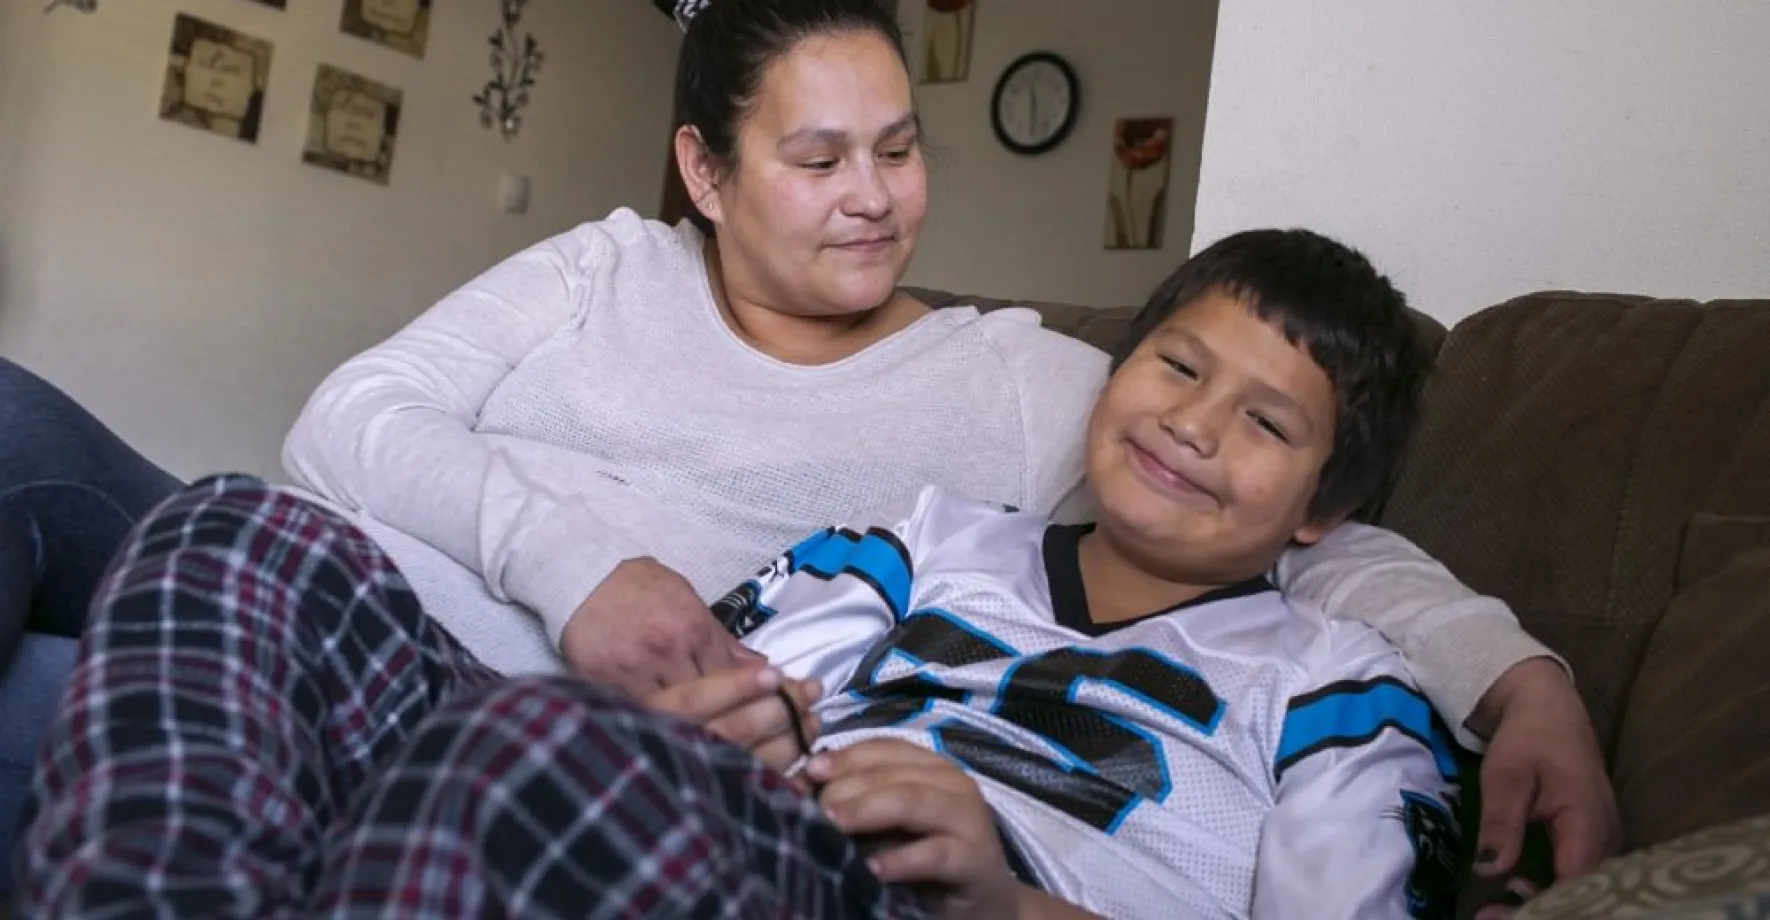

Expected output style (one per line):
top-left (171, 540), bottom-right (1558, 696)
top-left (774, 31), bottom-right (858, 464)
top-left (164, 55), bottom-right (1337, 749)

top-left (673, 0), bottom-right (712, 30)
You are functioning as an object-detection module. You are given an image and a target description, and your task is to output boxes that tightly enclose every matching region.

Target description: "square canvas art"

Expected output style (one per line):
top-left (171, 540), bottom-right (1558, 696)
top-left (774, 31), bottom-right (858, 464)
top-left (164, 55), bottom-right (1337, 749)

top-left (341, 0), bottom-right (431, 59)
top-left (159, 14), bottom-right (274, 144)
top-left (303, 64), bottom-right (404, 185)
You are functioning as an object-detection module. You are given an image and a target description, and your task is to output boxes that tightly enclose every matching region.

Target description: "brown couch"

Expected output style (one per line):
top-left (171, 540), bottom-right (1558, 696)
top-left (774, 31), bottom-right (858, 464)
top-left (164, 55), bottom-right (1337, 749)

top-left (909, 287), bottom-right (1770, 918)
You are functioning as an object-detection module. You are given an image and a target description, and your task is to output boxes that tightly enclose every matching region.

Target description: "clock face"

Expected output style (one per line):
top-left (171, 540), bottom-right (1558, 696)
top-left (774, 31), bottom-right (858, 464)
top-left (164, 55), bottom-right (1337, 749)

top-left (992, 53), bottom-right (1077, 155)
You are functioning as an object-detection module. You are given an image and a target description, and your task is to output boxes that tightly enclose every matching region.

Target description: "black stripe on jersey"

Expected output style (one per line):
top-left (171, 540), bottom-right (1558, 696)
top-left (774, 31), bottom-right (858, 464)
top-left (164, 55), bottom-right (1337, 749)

top-left (849, 610), bottom-right (1017, 692)
top-left (1286, 674), bottom-right (1424, 711)
top-left (824, 674), bottom-right (972, 734)
top-left (1043, 523), bottom-right (1276, 635)
top-left (1275, 676), bottom-right (1463, 783)
top-left (934, 720), bottom-right (1141, 833)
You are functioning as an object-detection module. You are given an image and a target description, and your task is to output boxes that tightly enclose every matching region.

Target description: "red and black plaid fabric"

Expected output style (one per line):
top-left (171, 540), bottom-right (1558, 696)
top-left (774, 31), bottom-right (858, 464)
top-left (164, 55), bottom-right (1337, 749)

top-left (16, 475), bottom-right (930, 919)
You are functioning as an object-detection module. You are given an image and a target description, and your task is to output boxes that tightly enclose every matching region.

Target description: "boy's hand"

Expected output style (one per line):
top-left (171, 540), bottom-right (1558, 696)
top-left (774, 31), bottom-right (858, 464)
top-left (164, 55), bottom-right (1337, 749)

top-left (809, 740), bottom-right (1019, 920)
top-left (647, 665), bottom-right (821, 774)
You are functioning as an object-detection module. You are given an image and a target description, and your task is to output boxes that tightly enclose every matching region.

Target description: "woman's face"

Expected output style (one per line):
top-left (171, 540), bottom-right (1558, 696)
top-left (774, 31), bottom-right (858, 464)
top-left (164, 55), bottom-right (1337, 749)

top-left (700, 30), bottom-right (926, 318)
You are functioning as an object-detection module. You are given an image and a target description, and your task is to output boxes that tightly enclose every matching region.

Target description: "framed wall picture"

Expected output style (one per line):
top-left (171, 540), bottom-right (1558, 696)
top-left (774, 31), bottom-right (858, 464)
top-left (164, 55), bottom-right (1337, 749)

top-left (1104, 117), bottom-right (1175, 250)
top-left (341, 0), bottom-right (431, 59)
top-left (158, 14), bottom-right (274, 144)
top-left (302, 64), bottom-right (403, 185)
top-left (920, 0), bottom-right (975, 84)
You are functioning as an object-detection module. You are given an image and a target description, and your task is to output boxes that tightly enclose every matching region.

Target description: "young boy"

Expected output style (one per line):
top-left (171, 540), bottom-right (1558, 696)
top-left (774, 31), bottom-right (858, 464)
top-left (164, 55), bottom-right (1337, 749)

top-left (699, 227), bottom-right (1458, 919)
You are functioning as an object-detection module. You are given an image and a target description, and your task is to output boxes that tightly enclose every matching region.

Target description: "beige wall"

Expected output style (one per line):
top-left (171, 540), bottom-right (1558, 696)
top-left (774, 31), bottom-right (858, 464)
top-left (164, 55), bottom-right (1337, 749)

top-left (0, 1), bottom-right (1216, 480)
top-left (1191, 0), bottom-right (1770, 325)
top-left (0, 0), bottom-right (680, 479)
top-left (901, 0), bottom-right (1219, 308)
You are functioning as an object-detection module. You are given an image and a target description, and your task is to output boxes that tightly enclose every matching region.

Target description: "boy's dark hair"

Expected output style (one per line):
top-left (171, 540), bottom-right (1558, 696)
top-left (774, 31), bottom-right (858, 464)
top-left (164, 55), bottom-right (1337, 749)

top-left (658, 0), bottom-right (910, 237)
top-left (1111, 229), bottom-right (1430, 524)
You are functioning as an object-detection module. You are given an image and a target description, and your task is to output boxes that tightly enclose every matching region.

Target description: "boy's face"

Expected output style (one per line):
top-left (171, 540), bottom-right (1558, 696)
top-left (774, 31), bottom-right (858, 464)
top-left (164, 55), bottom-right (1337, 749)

top-left (1085, 289), bottom-right (1339, 584)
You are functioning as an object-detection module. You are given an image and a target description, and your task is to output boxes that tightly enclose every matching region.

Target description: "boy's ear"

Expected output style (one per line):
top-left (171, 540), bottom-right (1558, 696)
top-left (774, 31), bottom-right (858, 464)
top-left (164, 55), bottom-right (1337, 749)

top-left (1290, 515), bottom-right (1345, 547)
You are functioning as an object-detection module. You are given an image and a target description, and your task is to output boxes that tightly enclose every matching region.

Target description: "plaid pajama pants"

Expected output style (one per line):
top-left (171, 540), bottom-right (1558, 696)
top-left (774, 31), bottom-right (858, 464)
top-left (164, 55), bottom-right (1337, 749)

top-left (15, 474), bottom-right (932, 920)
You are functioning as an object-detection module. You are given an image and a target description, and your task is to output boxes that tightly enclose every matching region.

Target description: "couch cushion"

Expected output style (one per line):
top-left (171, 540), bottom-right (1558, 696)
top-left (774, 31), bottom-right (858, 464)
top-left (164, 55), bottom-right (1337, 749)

top-left (1676, 512), bottom-right (1770, 588)
top-left (1376, 293), bottom-right (1770, 754)
top-left (1612, 537), bottom-right (1770, 850)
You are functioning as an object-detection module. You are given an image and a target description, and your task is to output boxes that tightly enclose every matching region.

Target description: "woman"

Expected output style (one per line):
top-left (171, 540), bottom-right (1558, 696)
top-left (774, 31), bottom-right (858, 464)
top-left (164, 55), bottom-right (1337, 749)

top-left (10, 0), bottom-right (1615, 913)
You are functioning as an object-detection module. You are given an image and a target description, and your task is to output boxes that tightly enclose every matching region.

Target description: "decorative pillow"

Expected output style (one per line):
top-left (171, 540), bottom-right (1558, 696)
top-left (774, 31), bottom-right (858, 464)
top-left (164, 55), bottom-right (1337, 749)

top-left (1516, 812), bottom-right (1770, 919)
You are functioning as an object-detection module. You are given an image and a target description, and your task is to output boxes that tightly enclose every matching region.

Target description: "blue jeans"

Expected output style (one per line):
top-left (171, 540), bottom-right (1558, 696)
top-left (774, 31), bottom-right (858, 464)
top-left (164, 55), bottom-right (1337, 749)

top-left (0, 358), bottom-right (181, 897)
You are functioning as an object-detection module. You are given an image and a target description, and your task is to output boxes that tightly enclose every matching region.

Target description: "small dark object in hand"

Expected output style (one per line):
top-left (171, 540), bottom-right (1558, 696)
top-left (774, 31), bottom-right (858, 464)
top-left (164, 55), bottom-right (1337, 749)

top-left (778, 686), bottom-right (815, 759)
top-left (773, 687), bottom-right (915, 872)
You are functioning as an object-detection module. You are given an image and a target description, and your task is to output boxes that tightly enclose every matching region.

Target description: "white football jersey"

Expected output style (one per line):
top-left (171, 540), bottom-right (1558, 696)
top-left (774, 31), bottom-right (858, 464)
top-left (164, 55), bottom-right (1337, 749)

top-left (715, 486), bottom-right (1464, 920)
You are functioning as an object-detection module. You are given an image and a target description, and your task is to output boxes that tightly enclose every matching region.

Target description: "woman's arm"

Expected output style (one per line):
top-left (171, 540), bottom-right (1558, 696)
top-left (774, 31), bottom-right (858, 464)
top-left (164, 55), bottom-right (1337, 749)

top-left (1274, 521), bottom-right (1564, 748)
top-left (283, 223), bottom-right (647, 644)
top-left (977, 312), bottom-right (1109, 524)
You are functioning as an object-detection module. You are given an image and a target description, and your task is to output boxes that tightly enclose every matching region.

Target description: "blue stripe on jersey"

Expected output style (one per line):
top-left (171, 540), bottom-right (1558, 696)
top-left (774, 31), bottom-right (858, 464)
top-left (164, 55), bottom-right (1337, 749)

top-left (1276, 677), bottom-right (1461, 782)
top-left (787, 527), bottom-right (913, 618)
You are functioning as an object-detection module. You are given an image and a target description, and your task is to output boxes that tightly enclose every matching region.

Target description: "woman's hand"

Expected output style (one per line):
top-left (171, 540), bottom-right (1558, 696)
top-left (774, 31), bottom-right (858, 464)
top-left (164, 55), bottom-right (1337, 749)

top-left (560, 556), bottom-right (761, 696)
top-left (1469, 658), bottom-right (1622, 918)
top-left (647, 665), bottom-right (822, 773)
top-left (810, 740), bottom-right (1020, 920)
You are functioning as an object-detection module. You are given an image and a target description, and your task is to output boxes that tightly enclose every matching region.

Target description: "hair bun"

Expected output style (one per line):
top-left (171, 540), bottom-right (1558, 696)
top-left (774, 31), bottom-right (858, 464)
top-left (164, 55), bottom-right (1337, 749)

top-left (670, 0), bottom-right (712, 31)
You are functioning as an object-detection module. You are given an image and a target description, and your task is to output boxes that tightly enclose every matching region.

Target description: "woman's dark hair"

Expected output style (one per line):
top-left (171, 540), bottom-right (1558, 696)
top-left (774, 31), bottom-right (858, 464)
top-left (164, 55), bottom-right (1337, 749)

top-left (1111, 229), bottom-right (1432, 525)
top-left (655, 0), bottom-right (910, 235)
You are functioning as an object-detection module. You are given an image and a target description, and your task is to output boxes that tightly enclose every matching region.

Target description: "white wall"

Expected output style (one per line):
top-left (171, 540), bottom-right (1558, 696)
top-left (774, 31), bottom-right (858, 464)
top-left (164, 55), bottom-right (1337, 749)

top-left (902, 0), bottom-right (1218, 308)
top-left (0, 0), bottom-right (679, 479)
top-left (1191, 0), bottom-right (1770, 325)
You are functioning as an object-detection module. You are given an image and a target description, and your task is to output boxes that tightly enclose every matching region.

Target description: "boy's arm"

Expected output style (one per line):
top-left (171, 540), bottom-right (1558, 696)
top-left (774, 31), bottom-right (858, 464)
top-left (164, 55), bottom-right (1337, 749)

top-left (712, 525), bottom-right (904, 702)
top-left (711, 486), bottom-right (991, 701)
top-left (1274, 522), bottom-right (1564, 748)
top-left (1253, 658), bottom-right (1465, 920)
top-left (1279, 526), bottom-right (1621, 887)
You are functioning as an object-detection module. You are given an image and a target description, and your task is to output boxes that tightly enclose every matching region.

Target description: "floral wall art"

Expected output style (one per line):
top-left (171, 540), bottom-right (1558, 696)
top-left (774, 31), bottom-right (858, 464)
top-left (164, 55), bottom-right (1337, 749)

top-left (920, 0), bottom-right (975, 84)
top-left (1104, 116), bottom-right (1174, 251)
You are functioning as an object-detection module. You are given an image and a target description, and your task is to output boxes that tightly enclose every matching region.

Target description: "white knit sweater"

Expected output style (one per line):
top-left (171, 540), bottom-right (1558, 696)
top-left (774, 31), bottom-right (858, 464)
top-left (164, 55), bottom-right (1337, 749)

top-left (283, 208), bottom-right (1552, 745)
